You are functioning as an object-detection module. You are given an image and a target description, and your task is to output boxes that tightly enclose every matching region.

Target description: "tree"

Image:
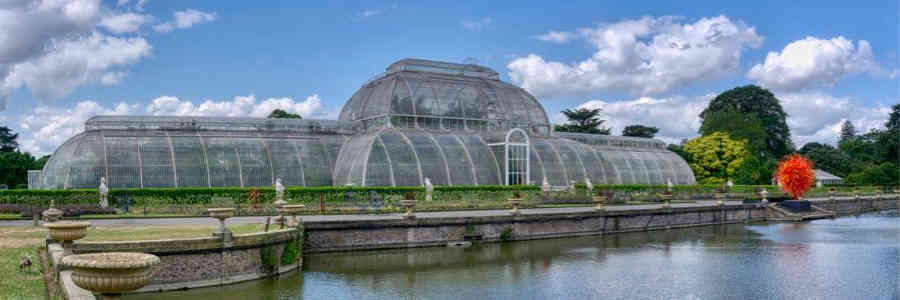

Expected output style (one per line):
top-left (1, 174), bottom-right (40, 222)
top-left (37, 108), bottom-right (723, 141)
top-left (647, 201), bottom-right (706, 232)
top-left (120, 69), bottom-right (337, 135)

top-left (622, 125), bottom-right (659, 138)
top-left (267, 109), bottom-right (302, 119)
top-left (699, 108), bottom-right (768, 156)
top-left (0, 126), bottom-right (18, 152)
top-left (798, 142), bottom-right (852, 177)
top-left (839, 120), bottom-right (856, 143)
top-left (700, 85), bottom-right (794, 158)
top-left (886, 103), bottom-right (900, 132)
top-left (554, 107), bottom-right (611, 135)
top-left (682, 132), bottom-right (751, 185)
top-left (733, 155), bottom-right (777, 185)
top-left (0, 151), bottom-right (42, 188)
top-left (845, 162), bottom-right (899, 186)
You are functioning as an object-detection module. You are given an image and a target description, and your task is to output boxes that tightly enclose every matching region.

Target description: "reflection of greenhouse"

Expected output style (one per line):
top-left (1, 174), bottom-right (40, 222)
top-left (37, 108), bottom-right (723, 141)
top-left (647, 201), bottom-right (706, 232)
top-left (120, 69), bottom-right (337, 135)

top-left (36, 59), bottom-right (695, 189)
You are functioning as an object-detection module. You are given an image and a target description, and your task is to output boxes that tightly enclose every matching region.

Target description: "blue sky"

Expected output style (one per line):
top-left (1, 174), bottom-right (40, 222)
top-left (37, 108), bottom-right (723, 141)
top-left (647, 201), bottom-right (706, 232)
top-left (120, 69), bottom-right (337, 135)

top-left (0, 0), bottom-right (897, 155)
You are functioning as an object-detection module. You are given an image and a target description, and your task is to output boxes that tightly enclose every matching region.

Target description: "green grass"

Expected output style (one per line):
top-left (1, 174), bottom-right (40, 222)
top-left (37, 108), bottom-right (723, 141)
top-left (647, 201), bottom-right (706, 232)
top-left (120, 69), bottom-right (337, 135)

top-left (0, 244), bottom-right (48, 300)
top-left (0, 222), bottom-right (271, 299)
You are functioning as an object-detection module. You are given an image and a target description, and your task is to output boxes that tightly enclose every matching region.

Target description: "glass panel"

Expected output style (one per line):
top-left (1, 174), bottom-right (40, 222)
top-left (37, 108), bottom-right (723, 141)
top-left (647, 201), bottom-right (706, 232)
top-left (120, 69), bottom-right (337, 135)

top-left (204, 137), bottom-right (241, 187)
top-left (410, 77), bottom-right (436, 116)
top-left (529, 147), bottom-right (544, 186)
top-left (553, 142), bottom-right (585, 184)
top-left (390, 77), bottom-right (413, 115)
top-left (268, 139), bottom-right (305, 187)
top-left (606, 151), bottom-right (634, 184)
top-left (365, 138), bottom-right (392, 186)
top-left (171, 134), bottom-right (209, 188)
top-left (457, 135), bottom-right (500, 185)
top-left (139, 135), bottom-right (174, 188)
top-left (298, 139), bottom-right (332, 187)
top-left (379, 132), bottom-right (420, 186)
top-left (434, 81), bottom-right (463, 118)
top-left (531, 139), bottom-right (567, 186)
top-left (68, 132), bottom-right (105, 189)
top-left (405, 133), bottom-right (449, 185)
top-left (105, 136), bottom-right (141, 188)
top-left (433, 134), bottom-right (475, 185)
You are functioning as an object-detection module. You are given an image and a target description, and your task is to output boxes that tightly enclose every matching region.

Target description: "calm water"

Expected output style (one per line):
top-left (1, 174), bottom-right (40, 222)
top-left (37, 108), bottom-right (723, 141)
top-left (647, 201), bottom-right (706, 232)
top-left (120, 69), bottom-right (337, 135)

top-left (128, 211), bottom-right (899, 300)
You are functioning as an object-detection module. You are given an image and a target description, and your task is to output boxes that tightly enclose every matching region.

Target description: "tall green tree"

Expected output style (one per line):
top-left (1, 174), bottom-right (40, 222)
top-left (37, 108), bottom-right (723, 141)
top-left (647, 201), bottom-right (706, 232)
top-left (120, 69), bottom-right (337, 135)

top-left (798, 142), bottom-right (853, 177)
top-left (886, 103), bottom-right (900, 131)
top-left (839, 120), bottom-right (856, 143)
top-left (0, 126), bottom-right (18, 152)
top-left (622, 125), bottom-right (658, 138)
top-left (554, 107), bottom-right (611, 135)
top-left (0, 151), bottom-right (43, 188)
top-left (267, 109), bottom-right (302, 119)
top-left (700, 85), bottom-right (794, 158)
top-left (683, 132), bottom-right (751, 184)
top-left (699, 108), bottom-right (768, 156)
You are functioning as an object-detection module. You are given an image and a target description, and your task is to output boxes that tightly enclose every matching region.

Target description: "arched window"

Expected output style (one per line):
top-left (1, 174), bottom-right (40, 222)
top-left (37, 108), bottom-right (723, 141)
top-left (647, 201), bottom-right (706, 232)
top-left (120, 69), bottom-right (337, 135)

top-left (505, 128), bottom-right (529, 185)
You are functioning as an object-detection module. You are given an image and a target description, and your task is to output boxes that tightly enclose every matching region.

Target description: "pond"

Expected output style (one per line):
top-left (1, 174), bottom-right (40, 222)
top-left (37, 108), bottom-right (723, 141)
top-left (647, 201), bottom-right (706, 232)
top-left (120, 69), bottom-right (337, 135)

top-left (127, 210), bottom-right (899, 300)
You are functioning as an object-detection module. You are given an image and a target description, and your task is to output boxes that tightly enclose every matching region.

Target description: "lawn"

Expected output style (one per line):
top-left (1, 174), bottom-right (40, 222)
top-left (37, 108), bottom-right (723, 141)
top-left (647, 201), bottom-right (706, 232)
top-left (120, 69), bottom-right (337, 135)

top-left (0, 222), bottom-right (268, 299)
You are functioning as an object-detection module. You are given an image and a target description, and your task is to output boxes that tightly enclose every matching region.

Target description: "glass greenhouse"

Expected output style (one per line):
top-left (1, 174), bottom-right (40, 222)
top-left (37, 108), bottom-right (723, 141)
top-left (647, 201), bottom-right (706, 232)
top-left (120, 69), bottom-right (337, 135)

top-left (35, 58), bottom-right (695, 189)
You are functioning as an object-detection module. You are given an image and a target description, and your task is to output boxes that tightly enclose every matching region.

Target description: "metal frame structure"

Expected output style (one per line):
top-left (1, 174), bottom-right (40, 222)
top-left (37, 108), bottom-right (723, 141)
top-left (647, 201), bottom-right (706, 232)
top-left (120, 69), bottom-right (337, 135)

top-left (38, 59), bottom-right (695, 189)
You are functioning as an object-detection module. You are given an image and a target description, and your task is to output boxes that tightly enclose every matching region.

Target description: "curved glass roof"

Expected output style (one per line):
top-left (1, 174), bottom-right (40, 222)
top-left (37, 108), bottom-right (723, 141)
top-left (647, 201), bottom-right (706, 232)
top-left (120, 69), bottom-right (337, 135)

top-left (332, 129), bottom-right (695, 187)
top-left (339, 59), bottom-right (550, 126)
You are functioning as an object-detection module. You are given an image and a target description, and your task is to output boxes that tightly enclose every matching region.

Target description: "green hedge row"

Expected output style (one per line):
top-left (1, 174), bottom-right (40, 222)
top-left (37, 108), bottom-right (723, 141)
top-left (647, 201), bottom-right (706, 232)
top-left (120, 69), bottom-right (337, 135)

top-left (0, 184), bottom-right (893, 206)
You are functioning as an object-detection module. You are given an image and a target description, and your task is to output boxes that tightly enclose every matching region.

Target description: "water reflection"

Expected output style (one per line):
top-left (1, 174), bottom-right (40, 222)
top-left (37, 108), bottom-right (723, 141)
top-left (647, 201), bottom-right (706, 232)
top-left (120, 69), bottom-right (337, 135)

top-left (127, 211), bottom-right (898, 300)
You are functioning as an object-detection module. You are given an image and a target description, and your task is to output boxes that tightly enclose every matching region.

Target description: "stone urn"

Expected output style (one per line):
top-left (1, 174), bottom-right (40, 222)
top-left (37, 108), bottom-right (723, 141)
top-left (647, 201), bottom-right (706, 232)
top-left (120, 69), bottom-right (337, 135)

top-left (658, 193), bottom-right (673, 209)
top-left (714, 192), bottom-right (726, 206)
top-left (592, 195), bottom-right (607, 212)
top-left (278, 204), bottom-right (306, 227)
top-left (207, 208), bottom-right (235, 236)
top-left (507, 198), bottom-right (522, 215)
top-left (399, 199), bottom-right (416, 220)
top-left (62, 252), bottom-right (160, 299)
top-left (45, 221), bottom-right (90, 254)
top-left (42, 198), bottom-right (64, 223)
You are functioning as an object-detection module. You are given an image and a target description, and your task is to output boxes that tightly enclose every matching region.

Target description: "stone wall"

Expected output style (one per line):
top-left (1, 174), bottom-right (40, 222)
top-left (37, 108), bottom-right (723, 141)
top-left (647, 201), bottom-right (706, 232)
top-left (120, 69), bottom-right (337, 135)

top-left (303, 196), bottom-right (897, 253)
top-left (68, 227), bottom-right (303, 293)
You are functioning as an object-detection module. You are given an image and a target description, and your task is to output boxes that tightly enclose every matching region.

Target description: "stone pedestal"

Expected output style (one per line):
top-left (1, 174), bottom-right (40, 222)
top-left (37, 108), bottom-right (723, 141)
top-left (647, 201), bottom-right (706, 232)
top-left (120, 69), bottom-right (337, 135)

top-left (592, 196), bottom-right (606, 212)
top-left (659, 194), bottom-right (673, 209)
top-left (400, 200), bottom-right (416, 220)
top-left (62, 252), bottom-right (159, 299)
top-left (508, 198), bottom-right (521, 215)
top-left (45, 221), bottom-right (90, 255)
top-left (208, 208), bottom-right (235, 241)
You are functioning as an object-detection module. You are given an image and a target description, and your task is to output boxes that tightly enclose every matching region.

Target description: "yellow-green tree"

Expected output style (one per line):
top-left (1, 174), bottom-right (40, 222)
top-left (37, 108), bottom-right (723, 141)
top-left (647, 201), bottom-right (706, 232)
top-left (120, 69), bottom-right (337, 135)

top-left (683, 132), bottom-right (750, 184)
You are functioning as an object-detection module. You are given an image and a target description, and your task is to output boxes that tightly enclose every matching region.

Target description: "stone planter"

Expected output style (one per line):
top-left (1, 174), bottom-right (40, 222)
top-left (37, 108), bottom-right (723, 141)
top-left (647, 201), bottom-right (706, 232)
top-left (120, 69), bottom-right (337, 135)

top-left (399, 199), bottom-right (416, 219)
top-left (507, 198), bottom-right (522, 215)
top-left (62, 252), bottom-right (159, 299)
top-left (592, 196), bottom-right (607, 211)
top-left (278, 204), bottom-right (306, 227)
top-left (207, 208), bottom-right (235, 236)
top-left (42, 207), bottom-right (63, 223)
top-left (658, 194), bottom-right (673, 209)
top-left (714, 192), bottom-right (726, 206)
top-left (45, 221), bottom-right (90, 253)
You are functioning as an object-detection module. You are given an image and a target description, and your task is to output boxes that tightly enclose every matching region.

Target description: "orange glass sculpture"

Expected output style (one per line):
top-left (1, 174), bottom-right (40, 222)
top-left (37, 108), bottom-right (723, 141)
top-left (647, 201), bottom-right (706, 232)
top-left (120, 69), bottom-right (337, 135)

top-left (774, 154), bottom-right (816, 199)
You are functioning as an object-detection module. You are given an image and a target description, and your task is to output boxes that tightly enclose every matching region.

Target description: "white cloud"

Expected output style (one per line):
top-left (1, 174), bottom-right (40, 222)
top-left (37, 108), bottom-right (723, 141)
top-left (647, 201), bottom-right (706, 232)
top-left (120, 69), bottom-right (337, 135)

top-left (5, 32), bottom-right (151, 100)
top-left (747, 37), bottom-right (888, 91)
top-left (461, 17), bottom-right (492, 30)
top-left (99, 12), bottom-right (152, 33)
top-left (777, 91), bottom-right (892, 146)
top-left (534, 30), bottom-right (578, 43)
top-left (19, 100), bottom-right (138, 155)
top-left (17, 94), bottom-right (329, 155)
top-left (564, 91), bottom-right (892, 147)
top-left (508, 15), bottom-right (763, 98)
top-left (568, 95), bottom-right (713, 144)
top-left (357, 9), bottom-right (381, 17)
top-left (154, 9), bottom-right (216, 33)
top-left (0, 1), bottom-right (213, 109)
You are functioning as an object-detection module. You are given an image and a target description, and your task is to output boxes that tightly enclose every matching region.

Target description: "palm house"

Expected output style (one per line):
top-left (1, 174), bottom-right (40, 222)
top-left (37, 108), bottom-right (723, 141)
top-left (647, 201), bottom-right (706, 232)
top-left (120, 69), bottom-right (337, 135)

top-left (35, 59), bottom-right (695, 189)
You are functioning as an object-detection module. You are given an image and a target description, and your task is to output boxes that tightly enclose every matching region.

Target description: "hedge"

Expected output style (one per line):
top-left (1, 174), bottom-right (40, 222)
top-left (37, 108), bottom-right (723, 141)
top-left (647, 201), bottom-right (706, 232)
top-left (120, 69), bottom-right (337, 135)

top-left (0, 184), bottom-right (893, 207)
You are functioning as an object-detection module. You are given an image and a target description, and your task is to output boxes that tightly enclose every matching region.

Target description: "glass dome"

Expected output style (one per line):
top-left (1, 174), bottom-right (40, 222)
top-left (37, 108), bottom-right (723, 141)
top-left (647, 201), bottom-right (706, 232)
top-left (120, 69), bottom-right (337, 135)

top-left (339, 58), bottom-right (550, 131)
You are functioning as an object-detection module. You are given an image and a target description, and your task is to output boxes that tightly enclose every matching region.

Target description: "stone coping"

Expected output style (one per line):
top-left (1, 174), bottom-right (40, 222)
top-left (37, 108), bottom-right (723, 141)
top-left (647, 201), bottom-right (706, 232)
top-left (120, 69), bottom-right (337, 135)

top-left (71, 228), bottom-right (298, 255)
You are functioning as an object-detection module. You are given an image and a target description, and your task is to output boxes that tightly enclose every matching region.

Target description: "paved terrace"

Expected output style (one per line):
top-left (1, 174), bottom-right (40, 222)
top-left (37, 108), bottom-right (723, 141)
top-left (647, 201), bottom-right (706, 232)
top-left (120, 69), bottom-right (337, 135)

top-left (1, 195), bottom-right (894, 227)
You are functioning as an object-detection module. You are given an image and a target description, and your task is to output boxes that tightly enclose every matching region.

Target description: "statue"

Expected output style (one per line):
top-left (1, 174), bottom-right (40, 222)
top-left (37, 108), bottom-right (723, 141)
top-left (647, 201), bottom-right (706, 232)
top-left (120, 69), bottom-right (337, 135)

top-left (541, 177), bottom-right (551, 194)
top-left (274, 178), bottom-right (286, 206)
top-left (99, 177), bottom-right (109, 208)
top-left (666, 178), bottom-right (674, 194)
top-left (584, 178), bottom-right (593, 195)
top-left (568, 180), bottom-right (576, 194)
top-left (424, 178), bottom-right (434, 201)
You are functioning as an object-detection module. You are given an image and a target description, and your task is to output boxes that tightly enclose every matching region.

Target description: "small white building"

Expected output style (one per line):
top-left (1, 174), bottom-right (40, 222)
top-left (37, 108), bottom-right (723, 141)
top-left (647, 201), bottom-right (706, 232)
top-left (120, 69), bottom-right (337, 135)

top-left (813, 169), bottom-right (843, 186)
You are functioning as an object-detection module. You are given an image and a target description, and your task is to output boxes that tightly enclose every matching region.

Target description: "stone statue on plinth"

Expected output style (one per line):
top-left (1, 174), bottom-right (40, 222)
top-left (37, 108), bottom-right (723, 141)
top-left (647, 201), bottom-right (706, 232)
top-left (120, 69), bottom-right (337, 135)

top-left (274, 178), bottom-right (286, 206)
top-left (584, 178), bottom-right (593, 195)
top-left (424, 178), bottom-right (434, 201)
top-left (99, 177), bottom-right (109, 208)
top-left (541, 177), bottom-right (551, 196)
